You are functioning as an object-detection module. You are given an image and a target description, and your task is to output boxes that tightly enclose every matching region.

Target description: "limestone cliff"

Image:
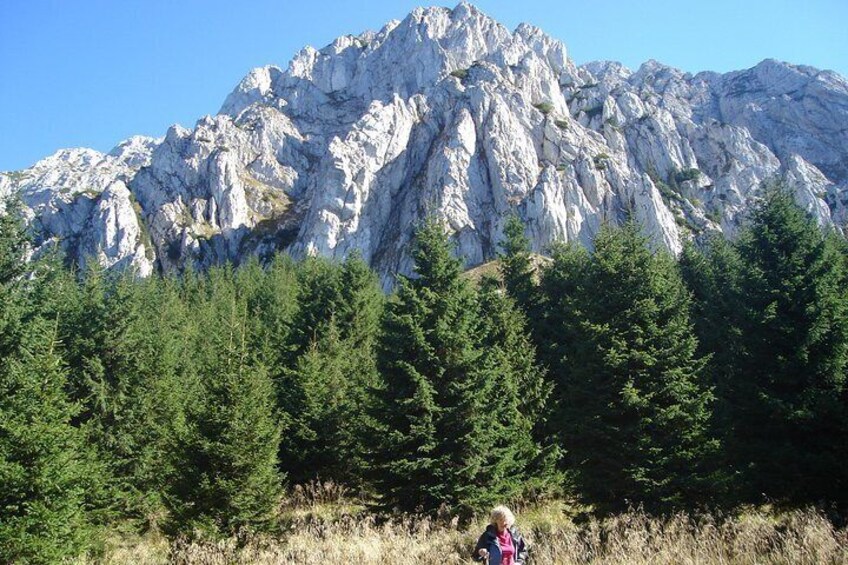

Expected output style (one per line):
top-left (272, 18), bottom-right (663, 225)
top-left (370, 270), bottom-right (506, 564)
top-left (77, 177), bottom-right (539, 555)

top-left (2, 3), bottom-right (846, 284)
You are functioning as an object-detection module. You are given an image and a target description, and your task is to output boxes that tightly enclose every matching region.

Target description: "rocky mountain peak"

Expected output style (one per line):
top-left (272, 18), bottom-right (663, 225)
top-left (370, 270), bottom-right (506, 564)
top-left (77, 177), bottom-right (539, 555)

top-left (2, 3), bottom-right (847, 286)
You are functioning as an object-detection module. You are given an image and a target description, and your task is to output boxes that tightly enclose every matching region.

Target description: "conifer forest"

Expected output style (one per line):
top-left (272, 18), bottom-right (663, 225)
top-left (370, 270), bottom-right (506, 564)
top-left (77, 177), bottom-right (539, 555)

top-left (2, 186), bottom-right (848, 563)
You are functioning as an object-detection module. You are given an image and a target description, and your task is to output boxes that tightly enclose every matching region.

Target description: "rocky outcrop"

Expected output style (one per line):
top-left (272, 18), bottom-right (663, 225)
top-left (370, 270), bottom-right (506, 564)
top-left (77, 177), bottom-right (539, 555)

top-left (2, 2), bottom-right (847, 285)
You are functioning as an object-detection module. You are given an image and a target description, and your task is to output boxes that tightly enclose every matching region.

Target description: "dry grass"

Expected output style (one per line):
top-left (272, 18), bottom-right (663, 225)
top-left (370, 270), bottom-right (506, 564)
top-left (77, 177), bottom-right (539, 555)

top-left (77, 490), bottom-right (848, 565)
top-left (463, 254), bottom-right (552, 285)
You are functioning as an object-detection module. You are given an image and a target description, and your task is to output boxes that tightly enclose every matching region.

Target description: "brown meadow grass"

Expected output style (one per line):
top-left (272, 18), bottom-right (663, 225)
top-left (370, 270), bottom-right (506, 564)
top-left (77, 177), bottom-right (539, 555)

top-left (77, 482), bottom-right (848, 564)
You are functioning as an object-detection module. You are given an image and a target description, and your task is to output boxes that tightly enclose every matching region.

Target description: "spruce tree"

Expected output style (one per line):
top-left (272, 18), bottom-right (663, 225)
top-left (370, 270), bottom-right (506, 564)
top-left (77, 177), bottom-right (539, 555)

top-left (276, 253), bottom-right (382, 487)
top-left (100, 273), bottom-right (197, 524)
top-left (275, 257), bottom-right (340, 485)
top-left (164, 296), bottom-right (283, 538)
top-left (536, 241), bottom-right (590, 451)
top-left (0, 197), bottom-right (30, 359)
top-left (731, 186), bottom-right (848, 504)
top-left (679, 237), bottom-right (744, 501)
top-left (477, 276), bottom-right (561, 497)
top-left (321, 254), bottom-right (383, 486)
top-left (0, 316), bottom-right (97, 563)
top-left (373, 217), bottom-right (547, 517)
top-left (239, 254), bottom-right (299, 372)
top-left (0, 196), bottom-right (28, 289)
top-left (559, 222), bottom-right (717, 512)
top-left (499, 214), bottom-right (538, 315)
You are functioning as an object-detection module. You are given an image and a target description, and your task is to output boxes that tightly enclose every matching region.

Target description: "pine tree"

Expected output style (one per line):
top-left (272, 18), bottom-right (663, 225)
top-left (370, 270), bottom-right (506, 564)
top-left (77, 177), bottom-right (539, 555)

top-left (59, 261), bottom-right (110, 424)
top-left (499, 214), bottom-right (538, 315)
top-left (559, 222), bottom-right (717, 512)
top-left (164, 296), bottom-right (283, 538)
top-left (373, 218), bottom-right (548, 517)
top-left (239, 253), bottom-right (300, 372)
top-left (276, 253), bottom-right (383, 487)
top-left (0, 316), bottom-right (97, 563)
top-left (731, 186), bottom-right (848, 504)
top-left (678, 237), bottom-right (744, 501)
top-left (536, 241), bottom-right (590, 454)
top-left (102, 273), bottom-right (198, 524)
top-left (0, 197), bottom-right (28, 284)
top-left (679, 237), bottom-right (745, 370)
top-left (477, 276), bottom-right (561, 497)
top-left (322, 253), bottom-right (383, 486)
top-left (0, 197), bottom-right (30, 359)
top-left (275, 257), bottom-right (341, 485)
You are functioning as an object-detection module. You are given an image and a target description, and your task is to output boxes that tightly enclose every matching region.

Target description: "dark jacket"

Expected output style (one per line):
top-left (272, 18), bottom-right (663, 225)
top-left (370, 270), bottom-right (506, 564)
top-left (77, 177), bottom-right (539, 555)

top-left (472, 524), bottom-right (529, 565)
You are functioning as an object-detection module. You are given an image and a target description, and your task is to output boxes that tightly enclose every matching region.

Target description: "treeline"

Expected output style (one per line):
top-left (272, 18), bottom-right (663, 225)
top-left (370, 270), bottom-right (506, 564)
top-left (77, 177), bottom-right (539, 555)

top-left (2, 186), bottom-right (848, 561)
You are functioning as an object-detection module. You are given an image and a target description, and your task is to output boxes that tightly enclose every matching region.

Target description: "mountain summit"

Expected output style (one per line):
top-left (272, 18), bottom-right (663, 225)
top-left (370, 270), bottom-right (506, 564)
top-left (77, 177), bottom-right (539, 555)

top-left (2, 3), bottom-right (847, 283)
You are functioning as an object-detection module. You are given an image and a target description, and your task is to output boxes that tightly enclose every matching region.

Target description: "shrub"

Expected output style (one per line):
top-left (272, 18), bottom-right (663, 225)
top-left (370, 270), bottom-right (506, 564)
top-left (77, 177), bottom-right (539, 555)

top-left (706, 209), bottom-right (722, 223)
top-left (533, 101), bottom-right (554, 115)
top-left (674, 168), bottom-right (701, 184)
top-left (450, 68), bottom-right (469, 80)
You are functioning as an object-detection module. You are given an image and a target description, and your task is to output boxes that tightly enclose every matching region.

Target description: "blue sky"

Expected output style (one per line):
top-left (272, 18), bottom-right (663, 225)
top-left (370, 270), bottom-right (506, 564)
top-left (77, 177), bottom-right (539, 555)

top-left (1, 0), bottom-right (846, 172)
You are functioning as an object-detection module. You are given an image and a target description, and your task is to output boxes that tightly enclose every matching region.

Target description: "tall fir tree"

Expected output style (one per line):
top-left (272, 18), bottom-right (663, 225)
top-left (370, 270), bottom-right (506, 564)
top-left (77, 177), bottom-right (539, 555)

top-left (557, 222), bottom-right (717, 512)
top-left (276, 253), bottom-right (383, 487)
top-left (499, 214), bottom-right (539, 316)
top-left (0, 315), bottom-right (98, 563)
top-left (678, 237), bottom-right (744, 501)
top-left (164, 294), bottom-right (283, 538)
top-left (477, 276), bottom-right (561, 497)
top-left (536, 241), bottom-right (590, 461)
top-left (730, 186), bottom-right (848, 505)
top-left (101, 273), bottom-right (198, 525)
top-left (0, 197), bottom-right (30, 360)
top-left (373, 217), bottom-right (548, 517)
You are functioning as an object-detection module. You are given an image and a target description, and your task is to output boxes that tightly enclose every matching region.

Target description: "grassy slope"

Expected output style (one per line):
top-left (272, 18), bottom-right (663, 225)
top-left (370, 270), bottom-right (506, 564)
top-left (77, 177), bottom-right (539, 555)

top-left (76, 497), bottom-right (848, 564)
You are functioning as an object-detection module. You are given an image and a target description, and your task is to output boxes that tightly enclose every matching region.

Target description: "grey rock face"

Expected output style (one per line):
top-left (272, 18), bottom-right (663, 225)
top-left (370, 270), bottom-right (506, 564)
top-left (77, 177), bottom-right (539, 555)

top-left (2, 2), bottom-right (847, 284)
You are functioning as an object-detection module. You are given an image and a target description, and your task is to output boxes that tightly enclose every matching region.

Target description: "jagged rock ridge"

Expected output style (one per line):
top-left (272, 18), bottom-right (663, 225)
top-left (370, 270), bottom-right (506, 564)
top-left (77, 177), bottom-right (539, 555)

top-left (2, 2), bottom-right (847, 285)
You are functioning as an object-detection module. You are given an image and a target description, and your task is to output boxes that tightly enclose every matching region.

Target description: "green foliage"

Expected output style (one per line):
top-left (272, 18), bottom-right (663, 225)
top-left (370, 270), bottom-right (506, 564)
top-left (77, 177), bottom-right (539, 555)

top-left (477, 277), bottom-right (561, 496)
top-left (0, 309), bottom-right (99, 563)
top-left (102, 275), bottom-right (197, 524)
top-left (450, 68), bottom-right (469, 80)
top-left (372, 217), bottom-right (550, 517)
top-left (593, 153), bottom-right (610, 170)
top-left (706, 209), bottom-right (722, 223)
top-left (5, 173), bottom-right (848, 554)
top-left (0, 197), bottom-right (29, 289)
top-left (499, 214), bottom-right (537, 315)
top-left (555, 119), bottom-right (569, 130)
top-left (674, 168), bottom-right (701, 184)
top-left (726, 185), bottom-right (848, 505)
top-left (0, 197), bottom-right (30, 362)
top-left (164, 295), bottom-right (283, 539)
top-left (278, 253), bottom-right (383, 488)
top-left (533, 101), bottom-right (554, 115)
top-left (537, 241), bottom-right (590, 374)
top-left (544, 223), bottom-right (717, 512)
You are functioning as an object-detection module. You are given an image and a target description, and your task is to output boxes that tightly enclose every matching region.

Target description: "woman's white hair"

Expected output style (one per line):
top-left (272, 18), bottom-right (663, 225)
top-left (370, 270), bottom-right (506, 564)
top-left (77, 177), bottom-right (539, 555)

top-left (490, 505), bottom-right (515, 527)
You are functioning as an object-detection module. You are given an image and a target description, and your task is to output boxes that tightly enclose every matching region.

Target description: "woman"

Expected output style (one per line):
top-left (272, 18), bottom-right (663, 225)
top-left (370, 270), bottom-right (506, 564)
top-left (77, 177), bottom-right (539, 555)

top-left (472, 505), bottom-right (529, 565)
